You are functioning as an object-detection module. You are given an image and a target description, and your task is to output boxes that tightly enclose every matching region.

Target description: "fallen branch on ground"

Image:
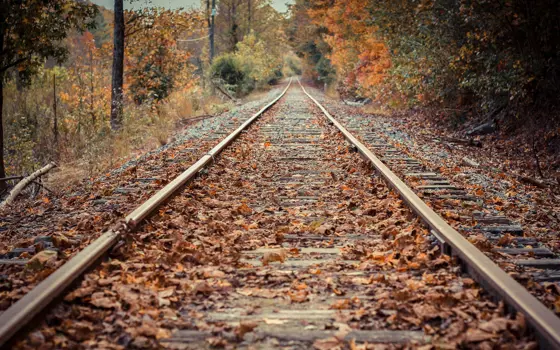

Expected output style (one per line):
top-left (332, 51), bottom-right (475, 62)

top-left (211, 80), bottom-right (237, 102)
top-left (0, 176), bottom-right (25, 183)
top-left (0, 162), bottom-right (57, 209)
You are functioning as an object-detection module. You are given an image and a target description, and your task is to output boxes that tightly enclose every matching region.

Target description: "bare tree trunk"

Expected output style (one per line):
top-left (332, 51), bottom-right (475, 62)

top-left (231, 0), bottom-right (238, 50)
top-left (53, 73), bottom-right (58, 146)
top-left (110, 0), bottom-right (125, 130)
top-left (210, 0), bottom-right (216, 61)
top-left (0, 73), bottom-right (5, 194)
top-left (0, 22), bottom-right (6, 193)
top-left (90, 47), bottom-right (95, 124)
top-left (248, 0), bottom-right (251, 33)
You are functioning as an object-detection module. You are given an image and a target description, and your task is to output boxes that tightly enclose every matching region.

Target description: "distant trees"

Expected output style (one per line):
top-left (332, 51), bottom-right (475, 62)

top-left (208, 0), bottom-right (287, 96)
top-left (214, 0), bottom-right (285, 55)
top-left (0, 0), bottom-right (97, 191)
top-left (290, 0), bottom-right (560, 117)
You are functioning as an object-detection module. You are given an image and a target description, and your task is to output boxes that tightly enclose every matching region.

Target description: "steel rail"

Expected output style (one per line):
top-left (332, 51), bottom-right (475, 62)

top-left (298, 79), bottom-right (560, 349)
top-left (0, 78), bottom-right (293, 347)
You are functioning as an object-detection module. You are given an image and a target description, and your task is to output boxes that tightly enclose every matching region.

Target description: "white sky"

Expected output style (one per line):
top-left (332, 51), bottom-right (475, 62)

top-left (92, 0), bottom-right (292, 12)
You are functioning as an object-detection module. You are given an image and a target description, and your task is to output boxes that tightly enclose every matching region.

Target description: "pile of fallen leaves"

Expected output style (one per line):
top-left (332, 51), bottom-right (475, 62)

top-left (11, 87), bottom-right (537, 349)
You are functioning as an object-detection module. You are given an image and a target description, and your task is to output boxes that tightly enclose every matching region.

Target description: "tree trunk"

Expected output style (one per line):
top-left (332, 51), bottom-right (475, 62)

top-left (53, 73), bottom-right (58, 146)
top-left (0, 18), bottom-right (6, 193)
top-left (210, 0), bottom-right (216, 61)
top-left (110, 0), bottom-right (125, 130)
top-left (231, 1), bottom-right (238, 50)
top-left (248, 0), bottom-right (251, 33)
top-left (0, 74), bottom-right (5, 194)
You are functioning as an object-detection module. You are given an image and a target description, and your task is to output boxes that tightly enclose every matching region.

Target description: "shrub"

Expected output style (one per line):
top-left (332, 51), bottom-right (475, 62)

top-left (210, 54), bottom-right (254, 97)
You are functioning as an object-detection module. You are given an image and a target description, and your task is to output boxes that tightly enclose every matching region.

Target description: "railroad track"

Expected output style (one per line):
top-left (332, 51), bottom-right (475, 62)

top-left (1, 78), bottom-right (560, 349)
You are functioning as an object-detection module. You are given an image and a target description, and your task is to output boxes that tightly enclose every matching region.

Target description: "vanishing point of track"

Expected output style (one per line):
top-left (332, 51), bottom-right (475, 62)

top-left (1, 78), bottom-right (560, 348)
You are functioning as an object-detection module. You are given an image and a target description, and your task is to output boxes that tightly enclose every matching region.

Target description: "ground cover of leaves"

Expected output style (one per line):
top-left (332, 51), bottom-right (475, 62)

top-left (12, 86), bottom-right (536, 349)
top-left (0, 85), bottom-right (285, 312)
top-left (303, 85), bottom-right (560, 316)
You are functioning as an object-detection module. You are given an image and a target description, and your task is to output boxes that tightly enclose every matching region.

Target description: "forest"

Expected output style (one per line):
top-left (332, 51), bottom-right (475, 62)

top-left (1, 0), bottom-right (559, 193)
top-left (0, 0), bottom-right (292, 194)
top-left (288, 0), bottom-right (559, 181)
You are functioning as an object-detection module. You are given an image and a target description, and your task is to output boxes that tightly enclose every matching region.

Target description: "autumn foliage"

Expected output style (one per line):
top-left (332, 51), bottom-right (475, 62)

top-left (291, 0), bottom-right (560, 122)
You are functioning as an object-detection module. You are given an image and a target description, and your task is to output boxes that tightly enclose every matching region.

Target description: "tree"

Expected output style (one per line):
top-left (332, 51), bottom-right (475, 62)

top-left (110, 0), bottom-right (125, 130)
top-left (0, 0), bottom-right (97, 192)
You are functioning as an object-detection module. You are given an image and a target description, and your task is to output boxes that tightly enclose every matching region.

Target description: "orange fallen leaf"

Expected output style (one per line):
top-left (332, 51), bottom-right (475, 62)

top-left (288, 290), bottom-right (308, 303)
top-left (262, 250), bottom-right (286, 266)
top-left (235, 320), bottom-right (259, 340)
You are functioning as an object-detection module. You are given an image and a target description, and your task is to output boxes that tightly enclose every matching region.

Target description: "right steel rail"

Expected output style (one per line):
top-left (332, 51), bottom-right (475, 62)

top-left (0, 78), bottom-right (292, 348)
top-left (299, 79), bottom-right (560, 349)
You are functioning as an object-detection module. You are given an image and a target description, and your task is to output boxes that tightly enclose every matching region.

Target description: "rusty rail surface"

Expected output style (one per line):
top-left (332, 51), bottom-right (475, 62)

top-left (0, 78), bottom-right (293, 347)
top-left (298, 78), bottom-right (560, 349)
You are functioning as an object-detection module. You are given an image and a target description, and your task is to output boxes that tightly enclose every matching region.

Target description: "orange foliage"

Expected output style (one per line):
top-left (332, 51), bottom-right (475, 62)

top-left (308, 0), bottom-right (391, 96)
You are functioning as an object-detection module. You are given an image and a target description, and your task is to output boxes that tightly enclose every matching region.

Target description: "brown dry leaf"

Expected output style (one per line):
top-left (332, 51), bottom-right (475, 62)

top-left (330, 299), bottom-right (351, 310)
top-left (262, 249), bottom-right (286, 266)
top-left (464, 328), bottom-right (497, 343)
top-left (316, 223), bottom-right (333, 235)
top-left (237, 288), bottom-right (277, 298)
top-left (313, 336), bottom-right (343, 350)
top-left (235, 320), bottom-right (259, 340)
top-left (236, 203), bottom-right (253, 216)
top-left (351, 277), bottom-right (371, 285)
top-left (207, 336), bottom-right (227, 347)
top-left (288, 290), bottom-right (308, 303)
top-left (25, 250), bottom-right (58, 271)
top-left (64, 286), bottom-right (94, 302)
top-left (62, 320), bottom-right (94, 341)
top-left (193, 281), bottom-right (213, 295)
top-left (413, 303), bottom-right (440, 320)
top-left (90, 292), bottom-right (121, 309)
top-left (478, 318), bottom-right (509, 333)
top-left (158, 287), bottom-right (175, 298)
top-left (202, 268), bottom-right (226, 279)
top-left (28, 331), bottom-right (45, 346)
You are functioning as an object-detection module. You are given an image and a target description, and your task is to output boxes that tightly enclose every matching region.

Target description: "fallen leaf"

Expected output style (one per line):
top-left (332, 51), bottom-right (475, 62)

top-left (262, 250), bottom-right (286, 266)
top-left (26, 250), bottom-right (58, 271)
top-left (235, 321), bottom-right (259, 340)
top-left (313, 336), bottom-right (343, 350)
top-left (193, 281), bottom-right (213, 295)
top-left (288, 290), bottom-right (308, 303)
top-left (464, 328), bottom-right (497, 342)
top-left (90, 292), bottom-right (121, 309)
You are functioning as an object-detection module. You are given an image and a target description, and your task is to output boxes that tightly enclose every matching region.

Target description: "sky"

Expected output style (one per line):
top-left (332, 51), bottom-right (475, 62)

top-left (92, 0), bottom-right (293, 12)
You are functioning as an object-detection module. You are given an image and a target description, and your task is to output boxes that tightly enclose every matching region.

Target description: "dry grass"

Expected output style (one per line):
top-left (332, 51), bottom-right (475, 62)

top-left (361, 104), bottom-right (393, 116)
top-left (44, 87), bottom-right (244, 192)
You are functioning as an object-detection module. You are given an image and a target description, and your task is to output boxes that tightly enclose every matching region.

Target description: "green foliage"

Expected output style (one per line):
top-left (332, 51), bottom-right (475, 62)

top-left (315, 56), bottom-right (335, 85)
top-left (210, 54), bottom-right (254, 96)
top-left (210, 33), bottom-right (285, 96)
top-left (0, 0), bottom-right (98, 81)
top-left (235, 33), bottom-right (283, 87)
top-left (283, 53), bottom-right (303, 76)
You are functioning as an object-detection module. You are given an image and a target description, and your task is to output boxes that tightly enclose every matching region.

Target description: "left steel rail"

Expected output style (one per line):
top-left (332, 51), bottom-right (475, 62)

top-left (0, 78), bottom-right (292, 347)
